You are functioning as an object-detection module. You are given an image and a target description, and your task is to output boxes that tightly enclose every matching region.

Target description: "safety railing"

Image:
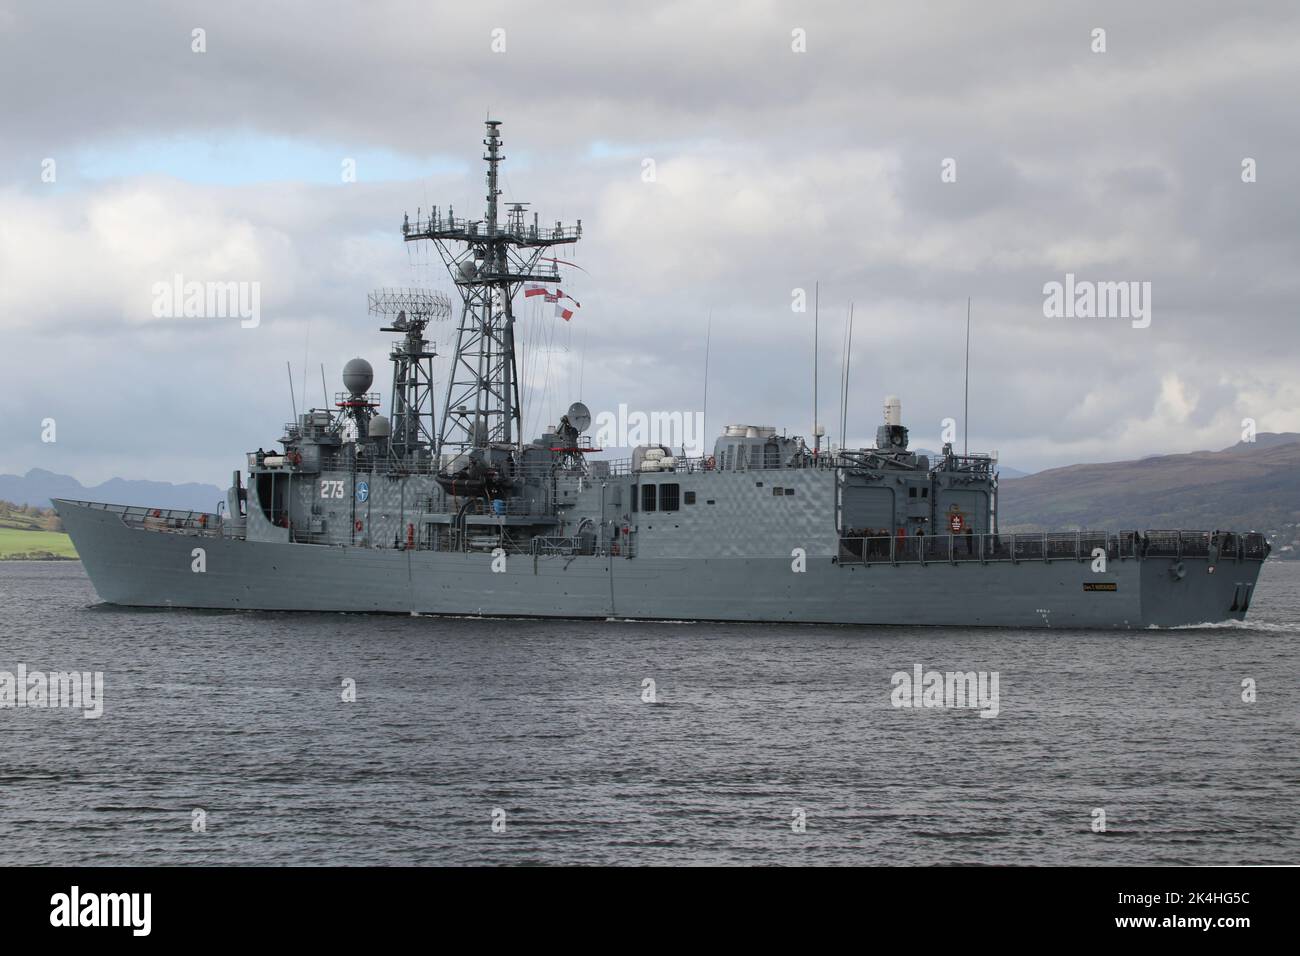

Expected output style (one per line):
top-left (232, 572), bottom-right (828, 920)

top-left (605, 446), bottom-right (1000, 478)
top-left (1144, 530), bottom-right (1256, 560)
top-left (1242, 533), bottom-right (1269, 559)
top-left (837, 530), bottom-right (1267, 566)
top-left (70, 500), bottom-right (223, 536)
top-left (403, 212), bottom-right (581, 245)
top-left (1143, 531), bottom-right (1181, 558)
top-left (311, 455), bottom-right (440, 476)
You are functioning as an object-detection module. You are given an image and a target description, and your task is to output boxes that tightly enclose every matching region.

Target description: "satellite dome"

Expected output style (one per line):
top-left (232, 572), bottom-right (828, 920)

top-left (343, 358), bottom-right (373, 396)
top-left (369, 415), bottom-right (391, 439)
top-left (457, 260), bottom-right (478, 282)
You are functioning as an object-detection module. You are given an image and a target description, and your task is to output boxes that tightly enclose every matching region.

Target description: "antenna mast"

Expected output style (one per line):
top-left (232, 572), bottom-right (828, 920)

top-left (841, 301), bottom-right (855, 449)
top-left (964, 297), bottom-right (971, 456)
top-left (702, 309), bottom-right (712, 452)
top-left (401, 120), bottom-right (581, 462)
top-left (813, 281), bottom-right (820, 456)
top-left (286, 362), bottom-right (298, 422)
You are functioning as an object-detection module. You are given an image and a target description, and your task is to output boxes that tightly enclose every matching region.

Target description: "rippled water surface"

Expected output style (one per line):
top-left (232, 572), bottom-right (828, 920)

top-left (1, 561), bottom-right (1296, 865)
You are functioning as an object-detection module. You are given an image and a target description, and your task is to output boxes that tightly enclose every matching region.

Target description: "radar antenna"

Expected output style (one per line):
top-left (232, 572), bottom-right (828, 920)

top-left (367, 288), bottom-right (451, 460)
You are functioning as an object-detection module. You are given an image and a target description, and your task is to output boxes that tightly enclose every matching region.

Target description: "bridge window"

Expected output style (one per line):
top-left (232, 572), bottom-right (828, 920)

top-left (641, 484), bottom-right (657, 512)
top-left (660, 483), bottom-right (680, 511)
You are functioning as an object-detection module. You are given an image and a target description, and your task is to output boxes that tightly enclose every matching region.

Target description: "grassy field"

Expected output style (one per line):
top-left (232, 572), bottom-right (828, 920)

top-left (0, 526), bottom-right (78, 560)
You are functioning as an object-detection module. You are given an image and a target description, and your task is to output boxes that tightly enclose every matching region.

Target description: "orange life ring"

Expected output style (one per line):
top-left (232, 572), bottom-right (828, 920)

top-left (355, 519), bottom-right (364, 532)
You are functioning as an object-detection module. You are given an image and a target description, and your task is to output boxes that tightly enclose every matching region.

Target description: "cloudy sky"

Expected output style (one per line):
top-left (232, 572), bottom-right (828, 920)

top-left (2, 0), bottom-right (1298, 485)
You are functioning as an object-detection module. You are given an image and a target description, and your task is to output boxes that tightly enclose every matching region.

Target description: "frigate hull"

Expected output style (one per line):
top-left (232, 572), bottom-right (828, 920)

top-left (56, 499), bottom-right (1265, 629)
top-left (54, 122), bottom-right (1271, 632)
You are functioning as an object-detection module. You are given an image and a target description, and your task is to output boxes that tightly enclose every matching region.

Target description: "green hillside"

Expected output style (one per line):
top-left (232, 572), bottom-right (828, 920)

top-left (0, 501), bottom-right (78, 560)
top-left (0, 527), bottom-right (78, 559)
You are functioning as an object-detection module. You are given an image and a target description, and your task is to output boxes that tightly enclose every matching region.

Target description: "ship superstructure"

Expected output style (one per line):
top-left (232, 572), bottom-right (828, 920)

top-left (56, 121), bottom-right (1269, 627)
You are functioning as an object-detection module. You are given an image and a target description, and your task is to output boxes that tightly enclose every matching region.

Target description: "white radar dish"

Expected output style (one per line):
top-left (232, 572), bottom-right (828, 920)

top-left (566, 401), bottom-right (592, 433)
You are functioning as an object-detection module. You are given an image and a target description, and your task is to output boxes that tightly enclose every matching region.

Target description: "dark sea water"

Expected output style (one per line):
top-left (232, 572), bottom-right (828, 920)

top-left (1, 560), bottom-right (1296, 866)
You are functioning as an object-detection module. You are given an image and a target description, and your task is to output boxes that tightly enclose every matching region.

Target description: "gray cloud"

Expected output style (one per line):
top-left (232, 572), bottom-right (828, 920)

top-left (2, 1), bottom-right (1299, 485)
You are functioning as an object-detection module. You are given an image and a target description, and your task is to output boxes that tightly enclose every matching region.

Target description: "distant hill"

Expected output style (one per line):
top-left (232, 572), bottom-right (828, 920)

top-left (998, 434), bottom-right (1300, 545)
top-left (0, 468), bottom-right (224, 512)
top-left (1222, 431), bottom-right (1300, 452)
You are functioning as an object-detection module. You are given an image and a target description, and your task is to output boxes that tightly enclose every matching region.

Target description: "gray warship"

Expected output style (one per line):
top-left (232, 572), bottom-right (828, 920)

top-left (56, 120), bottom-right (1269, 628)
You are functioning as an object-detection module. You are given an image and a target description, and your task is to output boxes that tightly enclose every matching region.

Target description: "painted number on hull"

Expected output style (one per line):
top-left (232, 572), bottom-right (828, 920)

top-left (320, 480), bottom-right (345, 499)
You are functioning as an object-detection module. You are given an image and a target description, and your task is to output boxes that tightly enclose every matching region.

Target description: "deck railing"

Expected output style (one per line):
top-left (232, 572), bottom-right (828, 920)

top-left (837, 530), bottom-right (1267, 566)
top-left (73, 500), bottom-right (223, 536)
top-left (600, 448), bottom-right (997, 478)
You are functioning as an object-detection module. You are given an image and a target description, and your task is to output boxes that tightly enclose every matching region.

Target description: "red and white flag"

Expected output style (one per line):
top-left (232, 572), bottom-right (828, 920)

top-left (555, 304), bottom-right (574, 321)
top-left (526, 283), bottom-right (582, 309)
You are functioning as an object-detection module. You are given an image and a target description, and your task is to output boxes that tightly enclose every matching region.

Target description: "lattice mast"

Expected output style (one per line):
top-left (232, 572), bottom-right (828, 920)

top-left (367, 288), bottom-right (452, 460)
top-left (402, 120), bottom-right (581, 458)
